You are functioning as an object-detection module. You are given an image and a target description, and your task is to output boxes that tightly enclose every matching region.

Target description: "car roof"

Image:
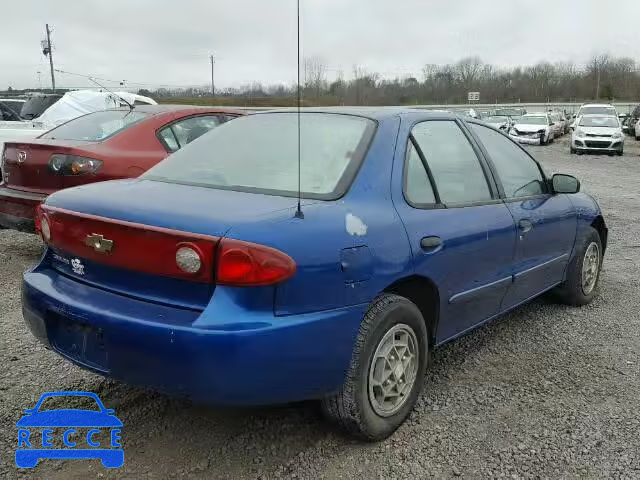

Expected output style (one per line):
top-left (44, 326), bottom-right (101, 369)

top-left (256, 106), bottom-right (460, 120)
top-left (580, 103), bottom-right (615, 107)
top-left (107, 104), bottom-right (243, 115)
top-left (0, 98), bottom-right (25, 102)
top-left (522, 113), bottom-right (548, 117)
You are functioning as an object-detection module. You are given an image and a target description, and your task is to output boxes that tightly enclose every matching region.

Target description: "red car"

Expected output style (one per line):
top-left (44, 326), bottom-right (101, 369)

top-left (0, 105), bottom-right (242, 232)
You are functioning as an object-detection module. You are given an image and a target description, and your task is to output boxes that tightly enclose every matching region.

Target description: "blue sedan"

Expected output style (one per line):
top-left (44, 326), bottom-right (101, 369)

top-left (22, 108), bottom-right (607, 440)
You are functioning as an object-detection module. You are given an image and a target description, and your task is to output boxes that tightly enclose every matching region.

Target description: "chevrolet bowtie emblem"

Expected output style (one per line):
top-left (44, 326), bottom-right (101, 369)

top-left (84, 233), bottom-right (114, 254)
top-left (17, 151), bottom-right (27, 164)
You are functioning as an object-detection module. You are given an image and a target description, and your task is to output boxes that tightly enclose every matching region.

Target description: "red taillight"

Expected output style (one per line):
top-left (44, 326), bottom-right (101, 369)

top-left (216, 238), bottom-right (296, 286)
top-left (34, 204), bottom-right (48, 240)
top-left (41, 206), bottom-right (218, 283)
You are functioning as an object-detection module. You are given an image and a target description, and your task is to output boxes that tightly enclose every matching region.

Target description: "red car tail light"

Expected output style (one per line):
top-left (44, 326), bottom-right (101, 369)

top-left (49, 154), bottom-right (103, 175)
top-left (41, 206), bottom-right (218, 283)
top-left (216, 238), bottom-right (296, 286)
top-left (34, 204), bottom-right (50, 240)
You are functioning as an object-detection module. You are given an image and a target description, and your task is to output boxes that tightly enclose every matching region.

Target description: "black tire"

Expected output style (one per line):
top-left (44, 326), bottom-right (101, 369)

top-left (553, 227), bottom-right (603, 306)
top-left (321, 293), bottom-right (429, 441)
top-left (616, 150), bottom-right (623, 156)
top-left (570, 147), bottom-right (576, 154)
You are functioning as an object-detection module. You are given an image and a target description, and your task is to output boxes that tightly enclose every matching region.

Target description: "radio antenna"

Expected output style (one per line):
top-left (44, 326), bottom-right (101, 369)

top-left (54, 69), bottom-right (135, 111)
top-left (294, 0), bottom-right (304, 219)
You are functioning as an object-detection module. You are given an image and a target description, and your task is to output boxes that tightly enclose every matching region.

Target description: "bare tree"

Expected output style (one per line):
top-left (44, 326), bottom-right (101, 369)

top-left (303, 56), bottom-right (328, 99)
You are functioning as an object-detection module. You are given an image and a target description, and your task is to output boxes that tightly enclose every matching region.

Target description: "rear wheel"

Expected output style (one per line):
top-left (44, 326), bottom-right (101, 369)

top-left (321, 294), bottom-right (429, 441)
top-left (570, 147), bottom-right (576, 154)
top-left (554, 227), bottom-right (602, 306)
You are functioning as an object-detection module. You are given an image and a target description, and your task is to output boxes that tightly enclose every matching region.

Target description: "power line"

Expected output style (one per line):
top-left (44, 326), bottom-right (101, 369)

top-left (54, 69), bottom-right (206, 89)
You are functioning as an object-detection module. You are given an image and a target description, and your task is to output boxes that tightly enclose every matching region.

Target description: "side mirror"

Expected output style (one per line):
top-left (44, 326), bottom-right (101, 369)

top-left (552, 174), bottom-right (580, 194)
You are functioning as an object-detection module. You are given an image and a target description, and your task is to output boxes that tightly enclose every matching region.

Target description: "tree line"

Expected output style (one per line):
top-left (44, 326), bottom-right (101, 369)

top-left (145, 54), bottom-right (640, 106)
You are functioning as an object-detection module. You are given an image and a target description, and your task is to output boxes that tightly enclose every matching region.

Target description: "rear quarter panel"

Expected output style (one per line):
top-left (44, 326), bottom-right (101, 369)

top-left (206, 115), bottom-right (415, 317)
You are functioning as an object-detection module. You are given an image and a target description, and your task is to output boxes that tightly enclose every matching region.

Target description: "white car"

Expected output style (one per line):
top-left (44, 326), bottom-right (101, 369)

top-left (548, 111), bottom-right (565, 137)
top-left (483, 115), bottom-right (512, 131)
top-left (509, 113), bottom-right (555, 145)
top-left (570, 114), bottom-right (624, 156)
top-left (635, 118), bottom-right (640, 140)
top-left (570, 103), bottom-right (618, 130)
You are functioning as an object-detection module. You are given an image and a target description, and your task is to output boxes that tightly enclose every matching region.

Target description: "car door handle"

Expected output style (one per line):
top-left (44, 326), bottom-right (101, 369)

top-left (420, 236), bottom-right (442, 250)
top-left (518, 219), bottom-right (533, 235)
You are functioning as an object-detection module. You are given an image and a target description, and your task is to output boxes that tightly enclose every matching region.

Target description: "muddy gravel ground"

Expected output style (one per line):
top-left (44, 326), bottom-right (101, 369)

top-left (0, 135), bottom-right (639, 479)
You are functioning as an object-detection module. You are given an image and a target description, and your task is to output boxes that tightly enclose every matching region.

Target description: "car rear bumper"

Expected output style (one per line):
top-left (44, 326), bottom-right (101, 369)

top-left (0, 186), bottom-right (45, 232)
top-left (22, 265), bottom-right (366, 405)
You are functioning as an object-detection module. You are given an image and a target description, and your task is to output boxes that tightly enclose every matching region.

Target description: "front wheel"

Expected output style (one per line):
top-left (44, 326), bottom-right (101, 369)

top-left (321, 294), bottom-right (428, 441)
top-left (553, 227), bottom-right (603, 306)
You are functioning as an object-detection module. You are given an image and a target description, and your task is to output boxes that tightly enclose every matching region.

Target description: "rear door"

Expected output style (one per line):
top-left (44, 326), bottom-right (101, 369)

top-left (393, 117), bottom-right (517, 342)
top-left (468, 122), bottom-right (576, 310)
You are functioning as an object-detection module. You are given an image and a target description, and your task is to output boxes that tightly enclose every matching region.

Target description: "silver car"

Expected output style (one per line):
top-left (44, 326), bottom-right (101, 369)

top-left (571, 115), bottom-right (624, 156)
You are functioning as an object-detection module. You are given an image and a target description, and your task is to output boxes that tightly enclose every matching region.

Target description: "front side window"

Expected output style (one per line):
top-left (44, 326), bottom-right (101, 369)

top-left (41, 110), bottom-right (149, 141)
top-left (158, 115), bottom-right (225, 152)
top-left (410, 121), bottom-right (492, 205)
top-left (145, 112), bottom-right (376, 199)
top-left (470, 123), bottom-right (546, 198)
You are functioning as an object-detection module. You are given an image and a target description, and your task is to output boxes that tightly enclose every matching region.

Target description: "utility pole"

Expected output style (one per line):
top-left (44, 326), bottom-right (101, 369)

top-left (210, 54), bottom-right (215, 97)
top-left (44, 24), bottom-right (56, 92)
top-left (595, 67), bottom-right (601, 100)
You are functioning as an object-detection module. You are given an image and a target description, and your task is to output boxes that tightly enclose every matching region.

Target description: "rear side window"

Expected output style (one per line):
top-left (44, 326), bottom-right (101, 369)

top-left (158, 115), bottom-right (224, 153)
top-left (411, 121), bottom-right (492, 205)
top-left (404, 141), bottom-right (436, 205)
top-left (470, 123), bottom-right (546, 198)
top-left (41, 110), bottom-right (149, 141)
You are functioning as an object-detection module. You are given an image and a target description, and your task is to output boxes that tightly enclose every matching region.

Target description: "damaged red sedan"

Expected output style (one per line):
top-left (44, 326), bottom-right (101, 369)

top-left (0, 105), bottom-right (241, 232)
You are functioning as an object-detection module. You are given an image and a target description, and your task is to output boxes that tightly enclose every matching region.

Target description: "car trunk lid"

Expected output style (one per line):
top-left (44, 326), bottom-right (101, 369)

top-left (40, 179), bottom-right (304, 310)
top-left (2, 140), bottom-right (95, 193)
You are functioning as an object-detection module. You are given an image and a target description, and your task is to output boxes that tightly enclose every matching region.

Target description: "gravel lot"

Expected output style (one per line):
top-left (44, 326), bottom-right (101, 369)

top-left (1, 134), bottom-right (639, 479)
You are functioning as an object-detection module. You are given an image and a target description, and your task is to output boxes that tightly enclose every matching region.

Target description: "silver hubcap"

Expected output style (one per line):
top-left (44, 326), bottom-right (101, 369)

top-left (368, 324), bottom-right (419, 417)
top-left (581, 242), bottom-right (600, 295)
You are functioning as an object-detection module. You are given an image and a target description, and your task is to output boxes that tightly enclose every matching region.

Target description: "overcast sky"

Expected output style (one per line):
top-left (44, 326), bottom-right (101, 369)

top-left (3, 0), bottom-right (639, 91)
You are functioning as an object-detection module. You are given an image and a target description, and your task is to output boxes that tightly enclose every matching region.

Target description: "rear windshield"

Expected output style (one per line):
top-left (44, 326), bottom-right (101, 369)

top-left (41, 110), bottom-right (149, 141)
top-left (580, 106), bottom-right (616, 116)
top-left (20, 95), bottom-right (61, 119)
top-left (517, 116), bottom-right (547, 125)
top-left (579, 116), bottom-right (619, 128)
top-left (144, 112), bottom-right (376, 199)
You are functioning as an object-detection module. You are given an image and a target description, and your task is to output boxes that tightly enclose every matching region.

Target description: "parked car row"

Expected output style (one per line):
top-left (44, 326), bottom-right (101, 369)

top-left (15, 107), bottom-right (607, 441)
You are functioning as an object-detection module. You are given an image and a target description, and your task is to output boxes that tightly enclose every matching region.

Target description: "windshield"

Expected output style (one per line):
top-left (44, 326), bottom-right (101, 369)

top-left (144, 112), bottom-right (376, 199)
top-left (495, 109), bottom-right (523, 116)
top-left (580, 106), bottom-right (616, 116)
top-left (517, 116), bottom-right (547, 125)
top-left (19, 95), bottom-right (61, 119)
top-left (41, 110), bottom-right (149, 141)
top-left (485, 116), bottom-right (509, 123)
top-left (579, 116), bottom-right (619, 128)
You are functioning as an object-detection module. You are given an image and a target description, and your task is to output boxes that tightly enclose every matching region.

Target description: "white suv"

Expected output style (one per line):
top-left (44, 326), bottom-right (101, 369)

top-left (570, 103), bottom-right (618, 130)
